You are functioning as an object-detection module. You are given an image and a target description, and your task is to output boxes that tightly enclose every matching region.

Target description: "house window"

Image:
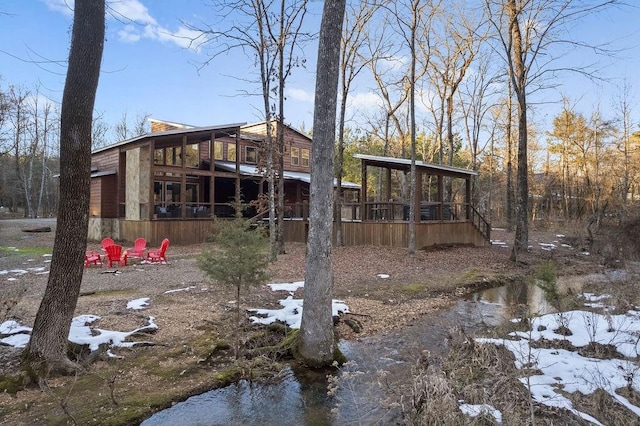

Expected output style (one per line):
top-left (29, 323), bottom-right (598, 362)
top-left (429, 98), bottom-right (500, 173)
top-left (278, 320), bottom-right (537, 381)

top-left (214, 141), bottom-right (223, 160)
top-left (245, 146), bottom-right (257, 164)
top-left (301, 148), bottom-right (310, 167)
top-left (185, 143), bottom-right (199, 168)
top-left (154, 148), bottom-right (165, 165)
top-left (228, 143), bottom-right (236, 161)
top-left (168, 147), bottom-right (182, 166)
top-left (291, 147), bottom-right (300, 166)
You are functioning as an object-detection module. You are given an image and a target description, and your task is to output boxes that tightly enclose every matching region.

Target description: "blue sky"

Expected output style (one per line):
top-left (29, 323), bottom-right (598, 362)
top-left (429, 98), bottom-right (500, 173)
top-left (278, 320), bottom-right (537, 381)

top-left (0, 0), bottom-right (324, 136)
top-left (0, 0), bottom-right (639, 144)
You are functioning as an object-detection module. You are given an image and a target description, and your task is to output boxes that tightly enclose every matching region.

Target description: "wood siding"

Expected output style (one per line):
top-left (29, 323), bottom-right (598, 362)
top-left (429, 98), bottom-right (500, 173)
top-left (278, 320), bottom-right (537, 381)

top-left (283, 221), bottom-right (488, 248)
top-left (118, 219), bottom-right (488, 247)
top-left (241, 122), bottom-right (312, 174)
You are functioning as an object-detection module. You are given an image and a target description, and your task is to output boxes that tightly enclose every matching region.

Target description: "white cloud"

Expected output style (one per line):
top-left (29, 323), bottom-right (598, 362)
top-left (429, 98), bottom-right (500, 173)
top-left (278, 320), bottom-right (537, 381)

top-left (286, 87), bottom-right (314, 103)
top-left (346, 90), bottom-right (383, 111)
top-left (42, 0), bottom-right (73, 17)
top-left (108, 0), bottom-right (157, 26)
top-left (118, 25), bottom-right (141, 43)
top-left (43, 0), bottom-right (201, 50)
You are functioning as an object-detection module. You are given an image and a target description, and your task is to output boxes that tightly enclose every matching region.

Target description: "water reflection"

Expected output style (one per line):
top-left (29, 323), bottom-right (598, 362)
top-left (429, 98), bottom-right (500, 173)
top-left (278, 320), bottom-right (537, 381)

top-left (143, 274), bottom-right (610, 425)
top-left (141, 366), bottom-right (333, 426)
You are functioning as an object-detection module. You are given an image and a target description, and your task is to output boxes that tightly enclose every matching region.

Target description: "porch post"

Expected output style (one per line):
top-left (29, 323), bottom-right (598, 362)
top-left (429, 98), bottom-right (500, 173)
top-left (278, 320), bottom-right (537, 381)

top-left (149, 139), bottom-right (155, 220)
top-left (466, 176), bottom-right (472, 220)
top-left (235, 129), bottom-right (241, 216)
top-left (413, 168), bottom-right (421, 223)
top-left (386, 168), bottom-right (392, 202)
top-left (209, 131), bottom-right (215, 217)
top-left (181, 135), bottom-right (187, 219)
top-left (437, 175), bottom-right (444, 220)
top-left (360, 160), bottom-right (367, 221)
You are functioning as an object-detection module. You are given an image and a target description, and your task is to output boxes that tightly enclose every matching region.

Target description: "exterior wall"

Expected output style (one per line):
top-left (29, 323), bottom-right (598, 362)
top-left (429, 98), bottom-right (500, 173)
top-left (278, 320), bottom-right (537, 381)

top-left (92, 149), bottom-right (119, 171)
top-left (89, 179), bottom-right (102, 218)
top-left (241, 122), bottom-right (312, 174)
top-left (125, 148), bottom-right (141, 220)
top-left (88, 217), bottom-right (120, 241)
top-left (139, 146), bottom-right (150, 218)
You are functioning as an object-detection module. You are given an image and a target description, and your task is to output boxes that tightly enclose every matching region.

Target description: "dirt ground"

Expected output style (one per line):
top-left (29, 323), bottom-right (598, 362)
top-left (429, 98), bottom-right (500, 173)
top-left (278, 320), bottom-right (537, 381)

top-left (0, 218), bottom-right (608, 425)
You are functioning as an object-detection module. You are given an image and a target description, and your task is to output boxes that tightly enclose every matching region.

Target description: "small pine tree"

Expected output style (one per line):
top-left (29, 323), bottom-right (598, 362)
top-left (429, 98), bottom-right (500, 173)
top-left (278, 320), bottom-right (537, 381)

top-left (198, 217), bottom-right (271, 358)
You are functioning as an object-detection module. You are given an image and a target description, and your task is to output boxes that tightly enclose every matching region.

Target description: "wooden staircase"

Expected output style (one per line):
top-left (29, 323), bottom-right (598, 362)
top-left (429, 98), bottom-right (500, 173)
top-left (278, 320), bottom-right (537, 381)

top-left (470, 206), bottom-right (491, 243)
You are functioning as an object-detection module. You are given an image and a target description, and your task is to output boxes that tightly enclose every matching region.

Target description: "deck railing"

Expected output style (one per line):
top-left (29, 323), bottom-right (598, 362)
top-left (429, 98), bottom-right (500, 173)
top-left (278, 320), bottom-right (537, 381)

top-left (280, 201), bottom-right (476, 223)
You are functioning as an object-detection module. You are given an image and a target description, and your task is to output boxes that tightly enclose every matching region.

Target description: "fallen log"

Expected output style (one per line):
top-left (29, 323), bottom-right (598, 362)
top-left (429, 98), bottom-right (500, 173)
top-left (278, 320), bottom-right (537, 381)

top-left (21, 226), bottom-right (52, 233)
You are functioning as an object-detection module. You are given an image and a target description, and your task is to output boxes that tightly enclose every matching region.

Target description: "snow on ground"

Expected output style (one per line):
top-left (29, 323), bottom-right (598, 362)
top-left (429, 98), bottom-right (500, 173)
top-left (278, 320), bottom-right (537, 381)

top-left (1, 315), bottom-right (158, 356)
top-left (459, 403), bottom-right (503, 423)
top-left (127, 297), bottom-right (150, 310)
top-left (475, 296), bottom-right (640, 424)
top-left (249, 281), bottom-right (349, 329)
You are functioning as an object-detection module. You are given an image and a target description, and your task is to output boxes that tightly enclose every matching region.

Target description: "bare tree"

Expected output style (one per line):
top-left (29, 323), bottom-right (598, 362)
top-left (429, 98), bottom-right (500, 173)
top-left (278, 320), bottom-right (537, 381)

top-left (613, 80), bottom-right (635, 222)
top-left (188, 0), bottom-right (310, 261)
top-left (485, 0), bottom-right (620, 260)
top-left (114, 111), bottom-right (149, 141)
top-left (335, 0), bottom-right (381, 246)
top-left (24, 0), bottom-right (105, 377)
top-left (391, 0), bottom-right (440, 255)
top-left (429, 4), bottom-right (484, 171)
top-left (297, 0), bottom-right (346, 367)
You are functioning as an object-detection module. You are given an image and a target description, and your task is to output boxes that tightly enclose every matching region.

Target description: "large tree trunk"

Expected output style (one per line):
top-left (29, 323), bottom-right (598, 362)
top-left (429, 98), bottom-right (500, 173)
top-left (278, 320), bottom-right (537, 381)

top-left (24, 0), bottom-right (105, 377)
top-left (508, 0), bottom-right (528, 261)
top-left (297, 0), bottom-right (346, 367)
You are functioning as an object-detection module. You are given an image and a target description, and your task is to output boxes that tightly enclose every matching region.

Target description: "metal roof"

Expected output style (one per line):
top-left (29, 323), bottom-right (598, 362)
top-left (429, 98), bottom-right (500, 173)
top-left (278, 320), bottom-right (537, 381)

top-left (92, 122), bottom-right (247, 154)
top-left (353, 154), bottom-right (478, 177)
top-left (215, 161), bottom-right (361, 189)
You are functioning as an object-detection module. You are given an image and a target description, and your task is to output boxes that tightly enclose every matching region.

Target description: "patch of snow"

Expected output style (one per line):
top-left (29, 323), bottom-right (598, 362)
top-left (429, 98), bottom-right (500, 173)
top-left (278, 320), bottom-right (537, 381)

top-left (127, 297), bottom-right (150, 310)
top-left (164, 286), bottom-right (195, 294)
top-left (477, 298), bottom-right (640, 423)
top-left (377, 274), bottom-right (390, 279)
top-left (2, 315), bottom-right (158, 354)
top-left (248, 296), bottom-right (349, 329)
top-left (459, 403), bottom-right (502, 423)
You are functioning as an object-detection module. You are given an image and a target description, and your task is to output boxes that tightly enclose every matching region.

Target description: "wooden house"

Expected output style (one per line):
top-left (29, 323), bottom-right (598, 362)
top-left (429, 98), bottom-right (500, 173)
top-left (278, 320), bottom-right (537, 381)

top-left (88, 119), bottom-right (359, 245)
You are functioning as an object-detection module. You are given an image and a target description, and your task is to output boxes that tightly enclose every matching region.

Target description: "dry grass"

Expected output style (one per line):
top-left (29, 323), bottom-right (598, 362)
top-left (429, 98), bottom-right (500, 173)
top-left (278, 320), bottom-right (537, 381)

top-left (0, 218), bottom-right (624, 425)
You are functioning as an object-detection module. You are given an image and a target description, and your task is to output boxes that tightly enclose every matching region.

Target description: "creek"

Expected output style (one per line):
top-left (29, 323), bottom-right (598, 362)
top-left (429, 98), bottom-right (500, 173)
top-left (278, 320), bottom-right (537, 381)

top-left (142, 273), bottom-right (610, 426)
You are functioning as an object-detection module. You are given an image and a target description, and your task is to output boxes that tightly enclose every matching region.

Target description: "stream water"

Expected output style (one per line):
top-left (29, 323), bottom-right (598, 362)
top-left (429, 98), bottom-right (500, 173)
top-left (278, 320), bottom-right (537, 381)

top-left (142, 274), bottom-right (609, 426)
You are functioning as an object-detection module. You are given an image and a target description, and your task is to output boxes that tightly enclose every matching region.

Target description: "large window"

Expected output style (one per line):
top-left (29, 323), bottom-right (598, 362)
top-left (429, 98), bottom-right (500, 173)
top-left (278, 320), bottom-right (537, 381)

top-left (184, 143), bottom-right (199, 168)
top-left (154, 146), bottom-right (182, 166)
top-left (301, 148), bottom-right (310, 167)
top-left (214, 141), bottom-right (223, 160)
top-left (291, 147), bottom-right (300, 166)
top-left (228, 143), bottom-right (236, 161)
top-left (245, 146), bottom-right (257, 164)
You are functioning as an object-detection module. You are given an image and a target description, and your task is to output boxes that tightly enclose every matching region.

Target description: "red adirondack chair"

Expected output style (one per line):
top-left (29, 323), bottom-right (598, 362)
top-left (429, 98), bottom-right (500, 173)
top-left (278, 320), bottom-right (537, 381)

top-left (104, 244), bottom-right (127, 267)
top-left (126, 238), bottom-right (147, 260)
top-left (84, 250), bottom-right (102, 268)
top-left (101, 237), bottom-right (115, 253)
top-left (146, 238), bottom-right (169, 263)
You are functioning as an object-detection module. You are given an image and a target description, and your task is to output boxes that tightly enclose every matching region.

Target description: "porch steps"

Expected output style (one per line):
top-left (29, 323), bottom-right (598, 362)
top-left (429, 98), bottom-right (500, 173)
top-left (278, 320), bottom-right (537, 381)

top-left (470, 206), bottom-right (491, 243)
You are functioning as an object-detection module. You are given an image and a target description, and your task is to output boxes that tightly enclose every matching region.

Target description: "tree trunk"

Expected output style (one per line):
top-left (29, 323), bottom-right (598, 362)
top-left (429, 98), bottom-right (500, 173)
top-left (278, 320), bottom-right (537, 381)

top-left (24, 0), bottom-right (105, 377)
top-left (508, 0), bottom-right (528, 260)
top-left (297, 0), bottom-right (346, 367)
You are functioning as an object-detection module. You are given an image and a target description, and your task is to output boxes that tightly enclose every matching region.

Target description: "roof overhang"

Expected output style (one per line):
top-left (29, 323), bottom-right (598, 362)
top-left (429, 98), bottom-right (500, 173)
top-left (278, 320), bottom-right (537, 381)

top-left (354, 154), bottom-right (478, 179)
top-left (92, 122), bottom-right (247, 154)
top-left (215, 161), bottom-right (360, 190)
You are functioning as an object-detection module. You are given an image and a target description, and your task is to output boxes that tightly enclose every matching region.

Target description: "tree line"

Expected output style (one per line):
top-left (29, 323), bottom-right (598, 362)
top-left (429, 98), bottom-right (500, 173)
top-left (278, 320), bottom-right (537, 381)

top-left (0, 81), bottom-right (149, 216)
